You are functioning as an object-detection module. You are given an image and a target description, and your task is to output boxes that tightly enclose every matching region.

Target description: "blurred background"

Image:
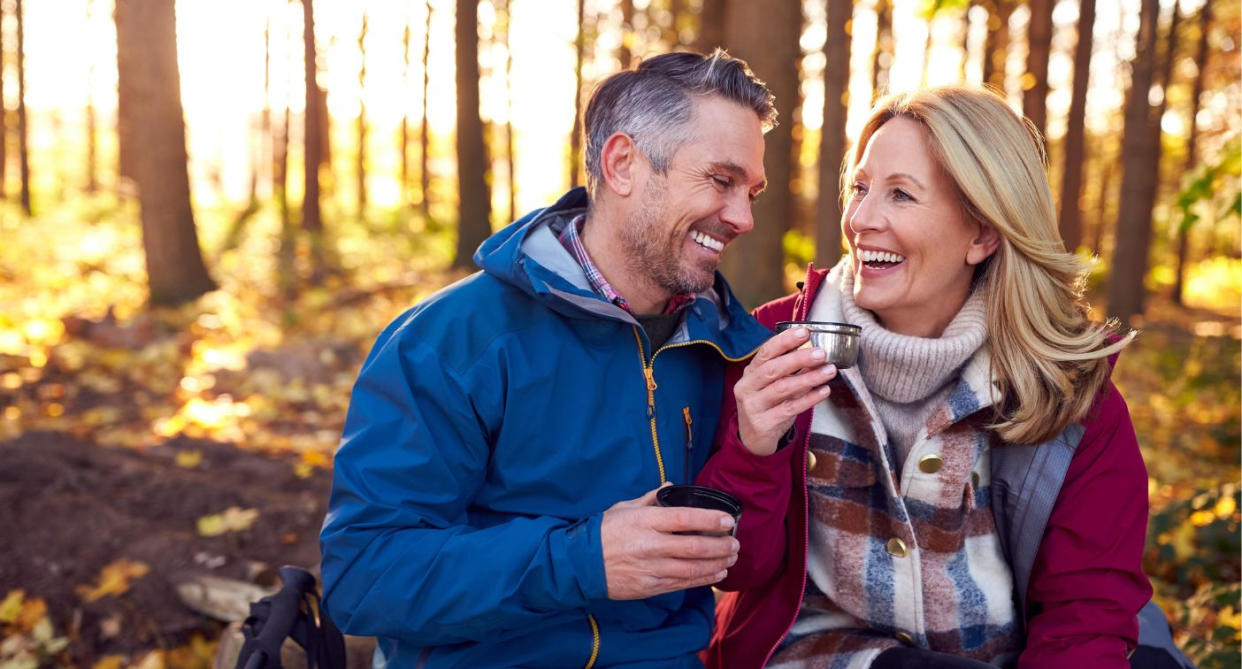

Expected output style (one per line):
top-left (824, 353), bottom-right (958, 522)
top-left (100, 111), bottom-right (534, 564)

top-left (0, 0), bottom-right (1237, 667)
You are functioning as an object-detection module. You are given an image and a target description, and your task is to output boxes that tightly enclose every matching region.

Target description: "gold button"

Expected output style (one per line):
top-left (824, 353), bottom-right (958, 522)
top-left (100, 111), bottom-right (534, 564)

top-left (972, 471), bottom-right (981, 488)
top-left (806, 450), bottom-right (818, 473)
top-left (885, 537), bottom-right (908, 557)
top-left (895, 631), bottom-right (914, 645)
top-left (917, 454), bottom-right (943, 474)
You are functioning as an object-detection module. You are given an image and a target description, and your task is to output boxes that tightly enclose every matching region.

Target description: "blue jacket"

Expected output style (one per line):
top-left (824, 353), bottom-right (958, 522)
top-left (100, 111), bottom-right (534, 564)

top-left (319, 188), bottom-right (771, 668)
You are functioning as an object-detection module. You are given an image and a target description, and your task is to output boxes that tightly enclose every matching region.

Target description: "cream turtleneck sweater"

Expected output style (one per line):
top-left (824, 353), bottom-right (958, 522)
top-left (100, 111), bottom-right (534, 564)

top-left (838, 270), bottom-right (988, 468)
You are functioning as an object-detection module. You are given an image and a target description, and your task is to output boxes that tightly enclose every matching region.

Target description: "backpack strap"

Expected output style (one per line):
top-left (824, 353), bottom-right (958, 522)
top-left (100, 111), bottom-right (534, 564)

top-left (989, 423), bottom-right (1084, 623)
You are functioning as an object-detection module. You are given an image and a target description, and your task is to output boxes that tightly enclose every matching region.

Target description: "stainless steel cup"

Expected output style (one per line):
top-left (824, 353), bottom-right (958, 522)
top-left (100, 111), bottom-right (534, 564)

top-left (774, 321), bottom-right (861, 369)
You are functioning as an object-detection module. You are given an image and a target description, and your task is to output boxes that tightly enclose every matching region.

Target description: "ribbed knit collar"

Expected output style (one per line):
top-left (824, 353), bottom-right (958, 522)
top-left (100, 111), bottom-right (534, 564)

top-left (837, 269), bottom-right (988, 404)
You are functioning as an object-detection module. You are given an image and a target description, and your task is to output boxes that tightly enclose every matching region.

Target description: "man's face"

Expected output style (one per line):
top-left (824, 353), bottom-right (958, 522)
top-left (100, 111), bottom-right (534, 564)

top-left (620, 96), bottom-right (767, 297)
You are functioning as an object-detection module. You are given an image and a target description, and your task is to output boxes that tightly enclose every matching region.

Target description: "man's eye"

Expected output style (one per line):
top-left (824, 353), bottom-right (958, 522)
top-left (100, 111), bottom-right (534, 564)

top-left (712, 176), bottom-right (731, 189)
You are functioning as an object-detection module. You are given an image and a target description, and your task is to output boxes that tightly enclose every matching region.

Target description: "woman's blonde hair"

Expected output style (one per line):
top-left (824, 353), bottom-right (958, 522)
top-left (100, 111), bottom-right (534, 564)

top-left (843, 86), bottom-right (1131, 444)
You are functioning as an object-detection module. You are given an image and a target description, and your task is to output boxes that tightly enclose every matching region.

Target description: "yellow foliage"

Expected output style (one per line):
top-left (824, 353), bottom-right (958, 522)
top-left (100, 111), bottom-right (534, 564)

top-left (196, 507), bottom-right (259, 537)
top-left (74, 559), bottom-right (150, 604)
top-left (0, 591), bottom-right (23, 625)
top-left (174, 450), bottom-right (203, 469)
top-left (92, 656), bottom-right (125, 669)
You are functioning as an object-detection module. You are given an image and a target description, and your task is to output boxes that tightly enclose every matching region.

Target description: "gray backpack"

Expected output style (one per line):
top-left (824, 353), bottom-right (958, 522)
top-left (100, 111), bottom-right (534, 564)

top-left (990, 424), bottom-right (1195, 668)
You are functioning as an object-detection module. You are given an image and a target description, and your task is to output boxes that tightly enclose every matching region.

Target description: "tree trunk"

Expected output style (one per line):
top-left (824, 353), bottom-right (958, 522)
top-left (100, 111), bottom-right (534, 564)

top-left (619, 0), bottom-right (635, 69)
top-left (569, 0), bottom-right (586, 190)
top-left (1106, 0), bottom-right (1160, 325)
top-left (718, 0), bottom-right (801, 308)
top-left (420, 1), bottom-right (433, 219)
top-left (356, 11), bottom-right (368, 220)
top-left (400, 17), bottom-right (410, 202)
top-left (114, 0), bottom-right (216, 305)
top-left (1173, 0), bottom-right (1212, 306)
top-left (817, 0), bottom-right (852, 266)
top-left (16, 0), bottom-right (29, 215)
top-left (301, 0), bottom-right (322, 233)
top-left (1022, 0), bottom-right (1054, 138)
top-left (694, 0), bottom-right (726, 53)
top-left (453, 0), bottom-right (491, 268)
top-left (502, 0), bottom-right (516, 223)
top-left (871, 0), bottom-right (892, 98)
top-left (982, 0), bottom-right (1013, 91)
top-left (1089, 135), bottom-right (1116, 256)
top-left (1057, 0), bottom-right (1096, 251)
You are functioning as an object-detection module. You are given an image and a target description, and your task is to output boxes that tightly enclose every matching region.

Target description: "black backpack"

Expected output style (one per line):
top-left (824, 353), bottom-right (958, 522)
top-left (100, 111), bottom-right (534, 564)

top-left (235, 566), bottom-right (347, 669)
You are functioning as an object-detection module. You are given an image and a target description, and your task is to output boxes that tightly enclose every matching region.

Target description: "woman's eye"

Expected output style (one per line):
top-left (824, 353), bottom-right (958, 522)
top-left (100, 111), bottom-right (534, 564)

top-left (892, 189), bottom-right (912, 201)
top-left (850, 183), bottom-right (867, 197)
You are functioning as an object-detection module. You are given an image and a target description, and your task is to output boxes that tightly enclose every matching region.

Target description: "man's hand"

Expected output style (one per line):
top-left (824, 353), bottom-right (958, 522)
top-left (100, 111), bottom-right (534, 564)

top-left (600, 486), bottom-right (739, 600)
top-left (735, 326), bottom-right (837, 455)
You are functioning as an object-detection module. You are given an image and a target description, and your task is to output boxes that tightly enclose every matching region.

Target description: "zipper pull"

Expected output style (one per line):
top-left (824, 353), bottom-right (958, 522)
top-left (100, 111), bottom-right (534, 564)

top-left (682, 407), bottom-right (693, 482)
top-left (643, 365), bottom-right (657, 394)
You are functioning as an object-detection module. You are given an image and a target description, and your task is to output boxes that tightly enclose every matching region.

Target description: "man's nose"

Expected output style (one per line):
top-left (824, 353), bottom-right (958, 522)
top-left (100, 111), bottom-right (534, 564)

top-left (720, 191), bottom-right (755, 235)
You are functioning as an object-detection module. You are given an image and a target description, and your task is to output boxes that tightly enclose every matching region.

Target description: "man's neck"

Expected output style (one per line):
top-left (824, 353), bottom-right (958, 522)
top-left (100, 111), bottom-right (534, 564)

top-left (580, 210), bottom-right (670, 316)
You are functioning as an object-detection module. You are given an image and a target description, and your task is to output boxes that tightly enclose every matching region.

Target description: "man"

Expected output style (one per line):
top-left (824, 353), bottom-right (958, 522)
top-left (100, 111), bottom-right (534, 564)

top-left (320, 50), bottom-right (776, 667)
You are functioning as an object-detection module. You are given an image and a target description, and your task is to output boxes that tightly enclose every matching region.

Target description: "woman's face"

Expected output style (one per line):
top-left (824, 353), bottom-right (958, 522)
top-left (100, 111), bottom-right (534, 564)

top-left (842, 116), bottom-right (998, 337)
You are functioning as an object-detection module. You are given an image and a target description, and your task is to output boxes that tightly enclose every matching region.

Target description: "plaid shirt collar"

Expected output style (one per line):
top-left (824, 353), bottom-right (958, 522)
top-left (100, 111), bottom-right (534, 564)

top-left (558, 214), bottom-right (696, 316)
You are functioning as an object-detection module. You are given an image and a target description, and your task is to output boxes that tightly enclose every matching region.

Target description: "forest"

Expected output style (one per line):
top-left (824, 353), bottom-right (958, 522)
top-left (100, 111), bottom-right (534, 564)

top-left (0, 0), bottom-right (1237, 667)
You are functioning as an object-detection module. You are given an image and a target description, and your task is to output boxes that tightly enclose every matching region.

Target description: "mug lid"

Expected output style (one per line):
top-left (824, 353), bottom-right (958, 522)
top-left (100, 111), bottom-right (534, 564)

top-left (775, 320), bottom-right (861, 335)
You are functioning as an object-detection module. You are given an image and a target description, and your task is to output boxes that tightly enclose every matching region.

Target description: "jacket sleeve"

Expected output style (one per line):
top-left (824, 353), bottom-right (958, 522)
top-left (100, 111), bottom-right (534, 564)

top-left (1019, 379), bottom-right (1152, 668)
top-left (318, 321), bottom-right (607, 646)
top-left (696, 293), bottom-right (801, 591)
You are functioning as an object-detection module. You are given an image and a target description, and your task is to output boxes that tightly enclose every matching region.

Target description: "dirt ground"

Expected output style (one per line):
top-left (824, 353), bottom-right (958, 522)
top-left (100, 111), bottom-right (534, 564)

top-left (0, 430), bottom-right (333, 666)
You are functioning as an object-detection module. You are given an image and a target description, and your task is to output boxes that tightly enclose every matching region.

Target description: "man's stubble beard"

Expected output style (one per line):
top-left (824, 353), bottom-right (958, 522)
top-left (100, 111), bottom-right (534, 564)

top-left (620, 176), bottom-right (717, 297)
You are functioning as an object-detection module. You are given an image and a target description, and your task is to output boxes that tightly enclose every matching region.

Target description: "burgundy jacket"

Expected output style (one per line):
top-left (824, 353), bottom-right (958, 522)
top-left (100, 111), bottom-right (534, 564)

top-left (697, 266), bottom-right (1152, 668)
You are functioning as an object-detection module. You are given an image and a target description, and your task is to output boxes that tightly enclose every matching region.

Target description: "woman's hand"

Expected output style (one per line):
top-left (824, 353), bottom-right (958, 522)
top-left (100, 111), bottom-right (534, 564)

top-left (734, 327), bottom-right (838, 456)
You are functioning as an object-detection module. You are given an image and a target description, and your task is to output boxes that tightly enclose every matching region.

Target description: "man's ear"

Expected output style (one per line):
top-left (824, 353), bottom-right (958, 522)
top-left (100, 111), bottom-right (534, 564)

top-left (966, 223), bottom-right (1001, 266)
top-left (599, 132), bottom-right (640, 197)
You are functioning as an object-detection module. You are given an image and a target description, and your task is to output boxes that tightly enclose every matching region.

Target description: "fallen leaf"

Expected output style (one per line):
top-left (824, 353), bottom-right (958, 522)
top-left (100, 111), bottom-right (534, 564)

top-left (74, 559), bottom-right (150, 603)
top-left (196, 507), bottom-right (260, 537)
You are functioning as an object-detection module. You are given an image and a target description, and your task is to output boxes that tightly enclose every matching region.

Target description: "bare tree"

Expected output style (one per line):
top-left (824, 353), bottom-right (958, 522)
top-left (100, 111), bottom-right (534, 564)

top-left (569, 0), bottom-right (586, 190)
top-left (500, 0), bottom-right (516, 223)
top-left (1023, 0), bottom-right (1054, 138)
top-left (421, 1), bottom-right (433, 219)
top-left (718, 0), bottom-right (801, 307)
top-left (619, 0), bottom-right (635, 68)
top-left (15, 0), bottom-right (29, 215)
top-left (1173, 0), bottom-right (1213, 305)
top-left (694, 0), bottom-right (726, 53)
top-left (301, 0), bottom-right (323, 242)
top-left (114, 0), bottom-right (216, 305)
top-left (981, 0), bottom-right (1013, 90)
top-left (453, 0), bottom-right (491, 268)
top-left (872, 0), bottom-right (893, 98)
top-left (400, 11), bottom-right (411, 204)
top-left (817, 0), bottom-right (852, 266)
top-left (1107, 0), bottom-right (1160, 325)
top-left (357, 10), bottom-right (368, 220)
top-left (1058, 0), bottom-right (1097, 251)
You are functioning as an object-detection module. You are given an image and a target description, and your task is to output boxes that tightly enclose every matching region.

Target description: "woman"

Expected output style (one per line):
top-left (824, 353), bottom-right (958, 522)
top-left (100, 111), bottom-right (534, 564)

top-left (697, 87), bottom-right (1156, 668)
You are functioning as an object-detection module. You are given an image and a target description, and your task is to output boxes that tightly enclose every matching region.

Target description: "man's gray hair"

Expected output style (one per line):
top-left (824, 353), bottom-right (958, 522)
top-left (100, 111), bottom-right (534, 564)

top-left (582, 49), bottom-right (777, 199)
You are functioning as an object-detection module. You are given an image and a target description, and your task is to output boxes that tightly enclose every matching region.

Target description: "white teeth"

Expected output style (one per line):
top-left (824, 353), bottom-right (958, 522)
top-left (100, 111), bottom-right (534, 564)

top-left (691, 231), bottom-right (724, 252)
top-left (859, 249), bottom-right (905, 263)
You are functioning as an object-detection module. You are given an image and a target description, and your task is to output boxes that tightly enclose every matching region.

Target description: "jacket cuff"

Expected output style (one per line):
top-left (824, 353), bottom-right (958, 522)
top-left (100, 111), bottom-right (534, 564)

top-left (555, 512), bottom-right (609, 602)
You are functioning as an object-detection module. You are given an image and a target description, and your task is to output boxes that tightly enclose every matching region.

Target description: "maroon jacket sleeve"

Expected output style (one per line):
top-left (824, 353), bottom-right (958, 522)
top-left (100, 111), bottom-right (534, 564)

top-left (1019, 378), bottom-right (1152, 668)
top-left (695, 292), bottom-right (801, 591)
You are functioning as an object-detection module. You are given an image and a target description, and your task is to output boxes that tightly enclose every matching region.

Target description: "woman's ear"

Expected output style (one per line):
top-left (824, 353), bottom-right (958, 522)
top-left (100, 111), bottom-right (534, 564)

top-left (966, 223), bottom-right (1001, 266)
top-left (599, 132), bottom-right (639, 197)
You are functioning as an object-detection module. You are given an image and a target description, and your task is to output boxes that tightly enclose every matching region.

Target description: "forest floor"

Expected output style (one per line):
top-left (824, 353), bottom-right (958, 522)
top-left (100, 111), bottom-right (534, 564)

top-left (0, 204), bottom-right (1238, 667)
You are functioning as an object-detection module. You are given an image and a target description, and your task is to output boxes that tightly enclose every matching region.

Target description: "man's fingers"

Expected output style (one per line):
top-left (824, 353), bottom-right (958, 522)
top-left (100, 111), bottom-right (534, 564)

top-left (647, 506), bottom-right (736, 535)
top-left (609, 484), bottom-right (668, 510)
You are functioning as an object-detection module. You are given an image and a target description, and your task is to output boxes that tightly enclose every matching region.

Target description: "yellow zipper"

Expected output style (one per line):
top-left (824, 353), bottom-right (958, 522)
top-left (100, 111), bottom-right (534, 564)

top-left (682, 407), bottom-right (693, 482)
top-left (632, 327), bottom-right (667, 485)
top-left (584, 613), bottom-right (600, 668)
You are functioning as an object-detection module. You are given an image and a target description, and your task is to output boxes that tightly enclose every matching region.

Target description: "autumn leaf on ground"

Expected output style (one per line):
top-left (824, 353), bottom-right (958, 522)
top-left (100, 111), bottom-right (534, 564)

top-left (196, 507), bottom-right (259, 537)
top-left (74, 559), bottom-right (150, 603)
